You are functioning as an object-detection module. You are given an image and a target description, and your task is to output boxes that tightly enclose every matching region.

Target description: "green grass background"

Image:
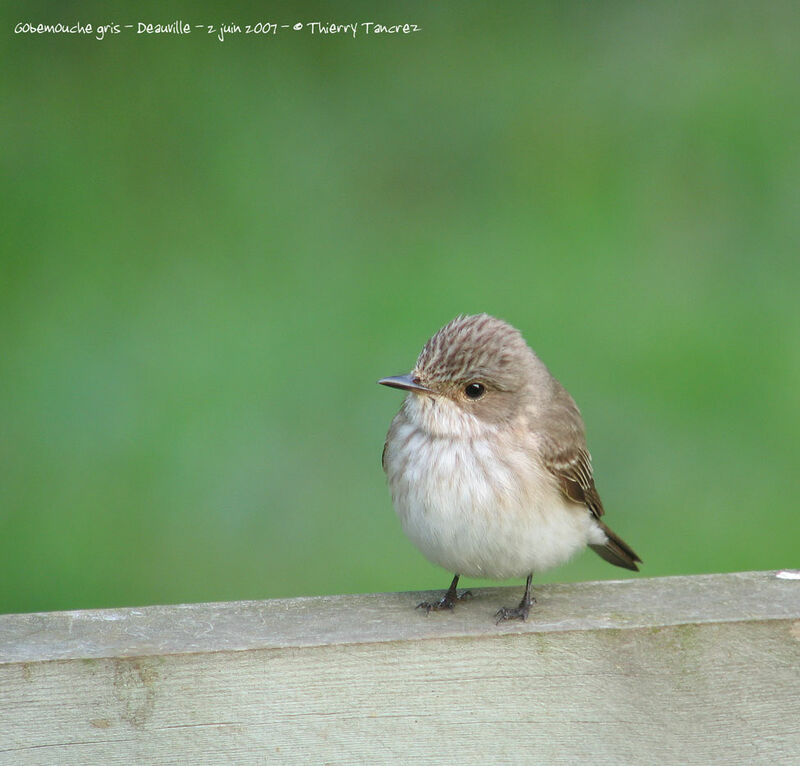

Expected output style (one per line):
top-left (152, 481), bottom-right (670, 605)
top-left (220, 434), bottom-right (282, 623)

top-left (2, 1), bottom-right (798, 614)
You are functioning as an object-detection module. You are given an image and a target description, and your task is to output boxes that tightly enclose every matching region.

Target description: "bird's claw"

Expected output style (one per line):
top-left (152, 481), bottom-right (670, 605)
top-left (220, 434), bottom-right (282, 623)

top-left (416, 589), bottom-right (473, 615)
top-left (494, 596), bottom-right (535, 624)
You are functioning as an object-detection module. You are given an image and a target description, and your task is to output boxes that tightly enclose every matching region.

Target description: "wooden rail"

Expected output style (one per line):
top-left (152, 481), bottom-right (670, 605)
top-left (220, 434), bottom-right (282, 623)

top-left (1, 571), bottom-right (798, 765)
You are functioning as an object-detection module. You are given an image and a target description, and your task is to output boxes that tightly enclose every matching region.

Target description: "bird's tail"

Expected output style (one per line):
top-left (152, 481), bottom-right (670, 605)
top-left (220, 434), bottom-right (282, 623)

top-left (589, 521), bottom-right (642, 571)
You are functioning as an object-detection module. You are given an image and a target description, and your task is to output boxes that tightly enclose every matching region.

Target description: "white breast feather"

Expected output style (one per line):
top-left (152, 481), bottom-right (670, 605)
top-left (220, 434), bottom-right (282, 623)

top-left (385, 395), bottom-right (600, 579)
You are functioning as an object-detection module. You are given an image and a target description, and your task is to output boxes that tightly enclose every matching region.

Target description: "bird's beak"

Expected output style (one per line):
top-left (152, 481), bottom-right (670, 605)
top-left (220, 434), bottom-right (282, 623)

top-left (378, 374), bottom-right (433, 394)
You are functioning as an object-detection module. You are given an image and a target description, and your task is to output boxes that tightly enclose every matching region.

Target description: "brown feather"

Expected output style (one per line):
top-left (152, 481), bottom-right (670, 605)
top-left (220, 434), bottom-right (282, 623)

top-left (543, 444), bottom-right (605, 519)
top-left (541, 433), bottom-right (642, 570)
top-left (589, 521), bottom-right (642, 571)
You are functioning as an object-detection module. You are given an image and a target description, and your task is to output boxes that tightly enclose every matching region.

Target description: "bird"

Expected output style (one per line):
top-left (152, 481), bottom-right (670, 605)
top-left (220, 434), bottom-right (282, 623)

top-left (379, 313), bottom-right (641, 623)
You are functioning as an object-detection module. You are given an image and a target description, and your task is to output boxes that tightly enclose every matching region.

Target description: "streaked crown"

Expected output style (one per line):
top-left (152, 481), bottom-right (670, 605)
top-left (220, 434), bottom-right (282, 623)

top-left (414, 314), bottom-right (534, 391)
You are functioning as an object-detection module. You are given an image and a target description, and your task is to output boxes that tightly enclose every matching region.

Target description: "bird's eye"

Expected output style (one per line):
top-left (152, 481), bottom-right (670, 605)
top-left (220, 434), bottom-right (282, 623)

top-left (464, 382), bottom-right (485, 400)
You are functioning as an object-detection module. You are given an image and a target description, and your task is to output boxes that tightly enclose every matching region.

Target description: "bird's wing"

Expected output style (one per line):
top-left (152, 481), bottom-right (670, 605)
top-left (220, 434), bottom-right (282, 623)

top-left (381, 440), bottom-right (388, 471)
top-left (541, 441), bottom-right (605, 519)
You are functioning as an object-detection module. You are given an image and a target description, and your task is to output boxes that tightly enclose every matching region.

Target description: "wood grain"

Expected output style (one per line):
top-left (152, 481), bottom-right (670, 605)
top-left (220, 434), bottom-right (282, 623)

top-left (1, 571), bottom-right (798, 765)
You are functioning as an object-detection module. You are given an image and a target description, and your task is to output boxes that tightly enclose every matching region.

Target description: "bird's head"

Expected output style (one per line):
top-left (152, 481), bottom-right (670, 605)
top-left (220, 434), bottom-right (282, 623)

top-left (379, 314), bottom-right (547, 437)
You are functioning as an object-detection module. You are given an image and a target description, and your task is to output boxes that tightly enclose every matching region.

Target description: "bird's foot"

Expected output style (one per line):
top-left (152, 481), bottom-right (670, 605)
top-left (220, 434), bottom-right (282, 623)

top-left (416, 589), bottom-right (473, 615)
top-left (494, 598), bottom-right (535, 624)
top-left (495, 577), bottom-right (536, 624)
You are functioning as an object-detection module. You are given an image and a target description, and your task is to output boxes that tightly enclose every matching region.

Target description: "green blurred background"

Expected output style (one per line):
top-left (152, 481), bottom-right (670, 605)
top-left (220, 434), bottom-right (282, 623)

top-left (2, 2), bottom-right (798, 615)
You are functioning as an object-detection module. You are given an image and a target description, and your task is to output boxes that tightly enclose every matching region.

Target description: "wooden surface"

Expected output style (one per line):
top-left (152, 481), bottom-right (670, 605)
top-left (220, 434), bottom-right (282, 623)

top-left (1, 571), bottom-right (798, 765)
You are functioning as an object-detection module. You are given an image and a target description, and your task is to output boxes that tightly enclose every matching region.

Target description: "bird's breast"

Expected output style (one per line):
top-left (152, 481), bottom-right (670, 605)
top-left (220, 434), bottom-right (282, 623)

top-left (383, 412), bottom-right (594, 579)
top-left (385, 419), bottom-right (547, 519)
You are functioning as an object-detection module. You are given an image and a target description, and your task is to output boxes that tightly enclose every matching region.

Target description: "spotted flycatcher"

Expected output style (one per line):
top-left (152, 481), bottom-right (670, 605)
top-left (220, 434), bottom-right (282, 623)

top-left (379, 313), bottom-right (641, 623)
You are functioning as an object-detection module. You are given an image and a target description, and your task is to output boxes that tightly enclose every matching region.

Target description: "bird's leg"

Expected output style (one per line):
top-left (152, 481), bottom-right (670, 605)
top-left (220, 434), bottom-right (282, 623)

top-left (495, 574), bottom-right (535, 623)
top-left (416, 574), bottom-right (473, 614)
